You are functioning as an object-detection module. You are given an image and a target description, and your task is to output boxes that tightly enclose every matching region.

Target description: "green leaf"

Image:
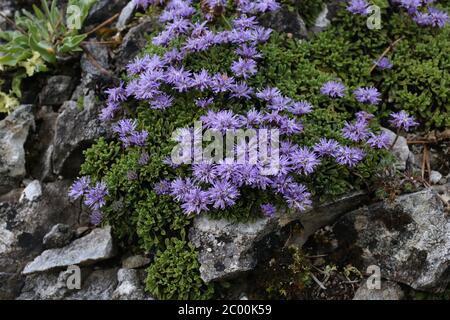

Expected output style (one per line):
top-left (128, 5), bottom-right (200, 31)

top-left (58, 34), bottom-right (86, 54)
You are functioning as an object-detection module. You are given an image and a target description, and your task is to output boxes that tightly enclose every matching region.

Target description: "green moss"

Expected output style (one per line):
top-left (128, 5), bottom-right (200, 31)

top-left (145, 238), bottom-right (214, 300)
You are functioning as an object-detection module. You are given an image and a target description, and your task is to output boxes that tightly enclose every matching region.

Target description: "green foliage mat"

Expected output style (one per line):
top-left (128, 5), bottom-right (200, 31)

top-left (79, 2), bottom-right (450, 299)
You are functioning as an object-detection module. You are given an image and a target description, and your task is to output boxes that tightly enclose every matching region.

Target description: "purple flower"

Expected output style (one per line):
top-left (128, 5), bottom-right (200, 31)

top-left (68, 176), bottom-right (91, 200)
top-left (320, 81), bottom-right (346, 98)
top-left (256, 87), bottom-right (282, 102)
top-left (181, 187), bottom-right (210, 215)
top-left (230, 82), bottom-right (254, 99)
top-left (154, 180), bottom-right (172, 195)
top-left (201, 110), bottom-right (243, 133)
top-left (374, 57), bottom-right (393, 70)
top-left (106, 82), bottom-right (127, 103)
top-left (389, 110), bottom-right (419, 131)
top-left (170, 178), bottom-right (195, 202)
top-left (283, 183), bottom-right (312, 211)
top-left (313, 138), bottom-right (340, 157)
top-left (346, 0), bottom-right (370, 16)
top-left (99, 101), bottom-right (120, 122)
top-left (342, 120), bottom-right (370, 142)
top-left (192, 162), bottom-right (218, 184)
top-left (288, 101), bottom-right (313, 115)
top-left (334, 146), bottom-right (365, 167)
top-left (261, 203), bottom-right (276, 218)
top-left (113, 119), bottom-right (137, 137)
top-left (243, 109), bottom-right (264, 128)
top-left (150, 94), bottom-right (174, 110)
top-left (231, 58), bottom-right (257, 79)
top-left (90, 210), bottom-right (103, 226)
top-left (127, 170), bottom-right (138, 181)
top-left (138, 152), bottom-right (150, 166)
top-left (427, 8), bottom-right (449, 28)
top-left (195, 97), bottom-right (214, 108)
top-left (211, 74), bottom-right (235, 93)
top-left (355, 111), bottom-right (375, 123)
top-left (236, 44), bottom-right (262, 59)
top-left (129, 130), bottom-right (149, 147)
top-left (84, 182), bottom-right (108, 210)
top-left (354, 86), bottom-right (381, 105)
top-left (290, 147), bottom-right (320, 175)
top-left (366, 131), bottom-right (390, 149)
top-left (207, 180), bottom-right (240, 210)
top-left (192, 69), bottom-right (212, 91)
top-left (255, 0), bottom-right (281, 13)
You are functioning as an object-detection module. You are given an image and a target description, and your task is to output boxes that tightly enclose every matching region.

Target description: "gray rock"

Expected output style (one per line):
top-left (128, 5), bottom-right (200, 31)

top-left (18, 269), bottom-right (70, 300)
top-left (122, 255), bottom-right (151, 269)
top-left (353, 280), bottom-right (405, 300)
top-left (430, 171), bottom-right (443, 185)
top-left (190, 192), bottom-right (368, 282)
top-left (260, 7), bottom-right (308, 38)
top-left (43, 224), bottom-right (74, 249)
top-left (18, 267), bottom-right (118, 300)
top-left (381, 128), bottom-right (410, 171)
top-left (86, 0), bottom-right (129, 25)
top-left (52, 95), bottom-right (111, 177)
top-left (116, 1), bottom-right (136, 31)
top-left (333, 189), bottom-right (450, 292)
top-left (19, 180), bottom-right (42, 203)
top-left (115, 19), bottom-right (155, 68)
top-left (23, 227), bottom-right (116, 274)
top-left (112, 268), bottom-right (151, 300)
top-left (0, 272), bottom-right (23, 299)
top-left (0, 105), bottom-right (35, 194)
top-left (69, 268), bottom-right (118, 300)
top-left (0, 180), bottom-right (86, 294)
top-left (80, 41), bottom-right (110, 80)
top-left (39, 76), bottom-right (75, 106)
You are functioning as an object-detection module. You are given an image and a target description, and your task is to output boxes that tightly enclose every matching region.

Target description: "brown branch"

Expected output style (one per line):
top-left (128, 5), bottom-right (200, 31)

top-left (85, 13), bottom-right (120, 37)
top-left (369, 37), bottom-right (404, 74)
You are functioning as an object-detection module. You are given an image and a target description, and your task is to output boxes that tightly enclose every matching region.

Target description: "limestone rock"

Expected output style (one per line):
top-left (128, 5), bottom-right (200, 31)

top-left (42, 224), bottom-right (74, 249)
top-left (190, 192), bottom-right (368, 282)
top-left (23, 227), bottom-right (116, 274)
top-left (333, 189), bottom-right (450, 292)
top-left (353, 280), bottom-right (405, 300)
top-left (0, 105), bottom-right (35, 194)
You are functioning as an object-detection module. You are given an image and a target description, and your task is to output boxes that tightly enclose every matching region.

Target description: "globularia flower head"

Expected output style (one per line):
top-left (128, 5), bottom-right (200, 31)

top-left (389, 110), bottom-right (419, 131)
top-left (353, 86), bottom-right (381, 105)
top-left (208, 180), bottom-right (240, 210)
top-left (84, 182), bottom-right (109, 210)
top-left (374, 57), bottom-right (393, 70)
top-left (90, 210), bottom-right (103, 226)
top-left (346, 0), bottom-right (370, 16)
top-left (181, 187), bottom-right (210, 215)
top-left (231, 58), bottom-right (258, 79)
top-left (320, 81), bottom-right (346, 98)
top-left (192, 162), bottom-right (218, 184)
top-left (314, 138), bottom-right (340, 157)
top-left (261, 203), bottom-right (276, 218)
top-left (366, 131), bottom-right (390, 149)
top-left (342, 119), bottom-right (370, 142)
top-left (334, 146), bottom-right (365, 167)
top-left (69, 176), bottom-right (91, 200)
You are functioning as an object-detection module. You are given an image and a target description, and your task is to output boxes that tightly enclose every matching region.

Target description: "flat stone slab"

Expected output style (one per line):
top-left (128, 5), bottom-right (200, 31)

top-left (22, 227), bottom-right (115, 274)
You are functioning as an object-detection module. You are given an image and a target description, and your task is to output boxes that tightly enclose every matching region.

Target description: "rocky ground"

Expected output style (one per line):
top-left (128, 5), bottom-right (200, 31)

top-left (1, 0), bottom-right (450, 300)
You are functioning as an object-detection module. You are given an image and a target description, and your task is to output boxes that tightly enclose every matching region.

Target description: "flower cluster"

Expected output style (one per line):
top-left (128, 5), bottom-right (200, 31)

top-left (347, 0), bottom-right (449, 28)
top-left (68, 177), bottom-right (109, 225)
top-left (71, 0), bottom-right (402, 219)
